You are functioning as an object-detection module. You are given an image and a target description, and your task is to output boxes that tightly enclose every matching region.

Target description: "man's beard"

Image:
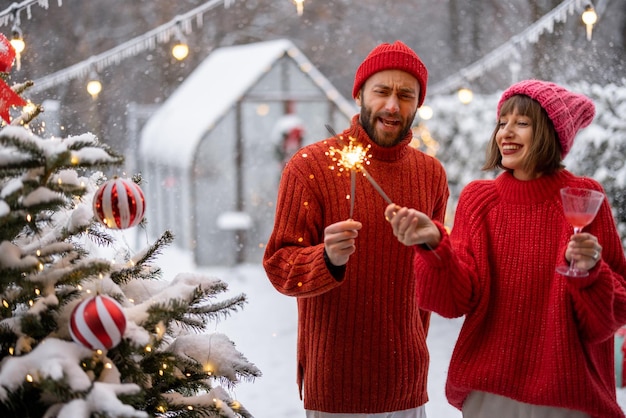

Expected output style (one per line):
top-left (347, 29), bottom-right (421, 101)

top-left (360, 106), bottom-right (415, 147)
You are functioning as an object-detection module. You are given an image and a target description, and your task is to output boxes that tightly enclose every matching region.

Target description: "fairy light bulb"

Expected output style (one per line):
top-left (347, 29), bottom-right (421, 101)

top-left (458, 87), bottom-right (473, 104)
top-left (581, 5), bottom-right (597, 41)
top-left (87, 79), bottom-right (102, 99)
top-left (417, 105), bottom-right (433, 120)
top-left (10, 32), bottom-right (24, 55)
top-left (172, 42), bottom-right (189, 61)
top-left (293, 0), bottom-right (305, 15)
top-left (10, 24), bottom-right (24, 70)
top-left (23, 102), bottom-right (36, 114)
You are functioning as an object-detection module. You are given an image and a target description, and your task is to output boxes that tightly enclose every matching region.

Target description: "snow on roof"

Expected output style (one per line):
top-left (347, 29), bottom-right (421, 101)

top-left (139, 38), bottom-right (356, 169)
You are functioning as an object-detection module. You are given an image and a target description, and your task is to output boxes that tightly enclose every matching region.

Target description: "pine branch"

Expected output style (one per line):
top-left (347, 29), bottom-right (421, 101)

top-left (188, 294), bottom-right (247, 324)
top-left (110, 230), bottom-right (174, 285)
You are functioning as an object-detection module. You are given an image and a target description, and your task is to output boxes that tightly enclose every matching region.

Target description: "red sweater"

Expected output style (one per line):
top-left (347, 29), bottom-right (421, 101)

top-left (415, 170), bottom-right (626, 418)
top-left (263, 115), bottom-right (449, 413)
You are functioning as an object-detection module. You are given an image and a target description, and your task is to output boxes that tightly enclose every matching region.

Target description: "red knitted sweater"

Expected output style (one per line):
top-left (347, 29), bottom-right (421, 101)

top-left (263, 115), bottom-right (449, 413)
top-left (414, 170), bottom-right (626, 418)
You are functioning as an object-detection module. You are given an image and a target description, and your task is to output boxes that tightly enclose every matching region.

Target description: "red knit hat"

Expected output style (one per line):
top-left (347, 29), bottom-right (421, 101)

top-left (497, 79), bottom-right (595, 158)
top-left (352, 41), bottom-right (428, 107)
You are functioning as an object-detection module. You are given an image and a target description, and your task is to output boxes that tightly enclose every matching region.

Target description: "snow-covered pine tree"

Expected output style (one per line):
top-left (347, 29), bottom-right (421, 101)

top-left (0, 35), bottom-right (260, 418)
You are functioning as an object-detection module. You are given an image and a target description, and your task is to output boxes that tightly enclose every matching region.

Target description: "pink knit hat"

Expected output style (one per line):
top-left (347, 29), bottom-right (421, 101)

top-left (352, 41), bottom-right (428, 107)
top-left (497, 79), bottom-right (595, 157)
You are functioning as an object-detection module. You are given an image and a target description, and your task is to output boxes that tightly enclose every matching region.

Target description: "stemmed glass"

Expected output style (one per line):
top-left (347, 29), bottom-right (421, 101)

top-left (555, 187), bottom-right (604, 277)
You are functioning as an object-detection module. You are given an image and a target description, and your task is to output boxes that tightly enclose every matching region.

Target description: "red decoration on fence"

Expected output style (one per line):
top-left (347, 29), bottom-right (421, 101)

top-left (0, 33), bottom-right (16, 73)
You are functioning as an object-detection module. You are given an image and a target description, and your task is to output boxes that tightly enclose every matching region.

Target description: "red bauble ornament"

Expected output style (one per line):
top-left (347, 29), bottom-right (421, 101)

top-left (93, 178), bottom-right (145, 229)
top-left (0, 33), bottom-right (16, 73)
top-left (69, 295), bottom-right (127, 350)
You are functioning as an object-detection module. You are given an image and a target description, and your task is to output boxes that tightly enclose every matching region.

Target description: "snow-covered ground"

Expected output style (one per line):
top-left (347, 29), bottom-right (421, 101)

top-left (152, 239), bottom-right (626, 417)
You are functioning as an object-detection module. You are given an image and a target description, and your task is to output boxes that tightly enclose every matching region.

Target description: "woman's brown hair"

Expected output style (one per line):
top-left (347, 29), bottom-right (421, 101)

top-left (482, 94), bottom-right (564, 175)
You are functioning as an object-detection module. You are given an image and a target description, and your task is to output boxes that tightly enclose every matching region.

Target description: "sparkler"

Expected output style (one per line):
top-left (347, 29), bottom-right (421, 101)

top-left (326, 134), bottom-right (368, 219)
top-left (325, 124), bottom-right (440, 258)
top-left (325, 125), bottom-right (393, 217)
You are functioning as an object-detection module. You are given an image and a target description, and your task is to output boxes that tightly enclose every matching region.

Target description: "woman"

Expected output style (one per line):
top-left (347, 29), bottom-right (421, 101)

top-left (385, 79), bottom-right (626, 417)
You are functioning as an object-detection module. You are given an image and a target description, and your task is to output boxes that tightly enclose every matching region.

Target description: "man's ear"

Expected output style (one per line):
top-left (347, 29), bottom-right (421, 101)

top-left (355, 90), bottom-right (362, 107)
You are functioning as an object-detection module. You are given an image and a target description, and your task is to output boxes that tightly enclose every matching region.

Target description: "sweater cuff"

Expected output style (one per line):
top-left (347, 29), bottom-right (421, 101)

top-left (323, 248), bottom-right (346, 281)
top-left (565, 261), bottom-right (602, 289)
top-left (414, 221), bottom-right (447, 261)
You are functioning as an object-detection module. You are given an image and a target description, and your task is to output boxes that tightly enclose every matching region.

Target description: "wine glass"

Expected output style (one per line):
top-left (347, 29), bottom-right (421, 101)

top-left (555, 187), bottom-right (604, 277)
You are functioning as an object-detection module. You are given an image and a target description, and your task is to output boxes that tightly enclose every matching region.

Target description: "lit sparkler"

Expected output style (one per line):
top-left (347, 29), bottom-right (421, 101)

top-left (325, 125), bottom-right (393, 218)
top-left (325, 124), bottom-right (440, 258)
top-left (326, 136), bottom-right (369, 218)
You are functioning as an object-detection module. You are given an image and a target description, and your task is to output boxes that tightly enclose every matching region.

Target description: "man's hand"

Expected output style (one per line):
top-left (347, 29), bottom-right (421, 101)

top-left (324, 220), bottom-right (363, 266)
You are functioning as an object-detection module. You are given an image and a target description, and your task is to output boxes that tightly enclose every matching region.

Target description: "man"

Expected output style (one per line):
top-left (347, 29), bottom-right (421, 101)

top-left (263, 41), bottom-right (449, 417)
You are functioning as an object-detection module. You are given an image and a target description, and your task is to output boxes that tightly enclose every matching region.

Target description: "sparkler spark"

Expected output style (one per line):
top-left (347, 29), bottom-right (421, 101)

top-left (324, 124), bottom-right (440, 259)
top-left (326, 136), bottom-right (393, 205)
top-left (326, 137), bottom-right (370, 172)
top-left (326, 136), bottom-right (371, 219)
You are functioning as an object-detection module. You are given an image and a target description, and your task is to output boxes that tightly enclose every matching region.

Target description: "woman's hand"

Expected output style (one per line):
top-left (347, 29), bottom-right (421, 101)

top-left (384, 204), bottom-right (441, 247)
top-left (565, 232), bottom-right (602, 272)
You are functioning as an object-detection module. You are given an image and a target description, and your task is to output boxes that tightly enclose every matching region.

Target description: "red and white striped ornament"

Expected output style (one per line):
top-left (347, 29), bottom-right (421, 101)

top-left (93, 177), bottom-right (145, 229)
top-left (69, 295), bottom-right (127, 350)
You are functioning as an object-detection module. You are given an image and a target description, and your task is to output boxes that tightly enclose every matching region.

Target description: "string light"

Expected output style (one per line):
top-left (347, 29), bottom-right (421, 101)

top-left (417, 105), bottom-right (433, 121)
top-left (457, 87), bottom-right (473, 104)
top-left (10, 14), bottom-right (24, 70)
top-left (430, 0), bottom-right (593, 95)
top-left (30, 0), bottom-right (238, 94)
top-left (171, 41), bottom-right (189, 61)
top-left (581, 5), bottom-right (597, 41)
top-left (171, 23), bottom-right (189, 61)
top-left (10, 26), bottom-right (24, 55)
top-left (204, 362), bottom-right (214, 375)
top-left (292, 0), bottom-right (305, 16)
top-left (86, 71), bottom-right (102, 99)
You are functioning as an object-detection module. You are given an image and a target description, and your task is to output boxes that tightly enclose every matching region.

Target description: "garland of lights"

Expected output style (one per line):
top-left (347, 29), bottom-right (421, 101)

top-left (429, 0), bottom-right (593, 95)
top-left (24, 0), bottom-right (237, 94)
top-left (0, 0), bottom-right (594, 97)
